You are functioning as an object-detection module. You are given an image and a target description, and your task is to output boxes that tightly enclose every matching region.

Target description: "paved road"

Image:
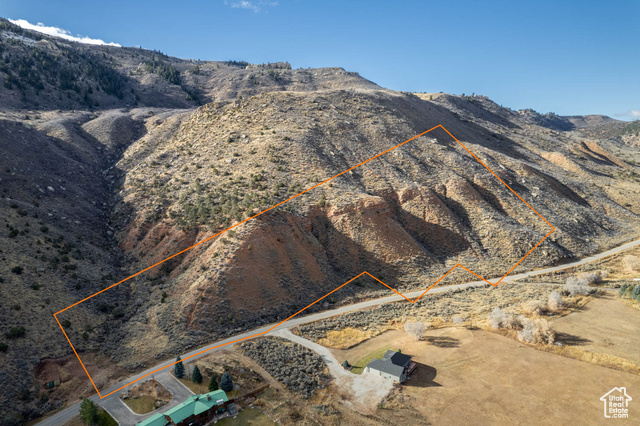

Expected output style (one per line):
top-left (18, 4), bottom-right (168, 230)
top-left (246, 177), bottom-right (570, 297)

top-left (37, 237), bottom-right (640, 425)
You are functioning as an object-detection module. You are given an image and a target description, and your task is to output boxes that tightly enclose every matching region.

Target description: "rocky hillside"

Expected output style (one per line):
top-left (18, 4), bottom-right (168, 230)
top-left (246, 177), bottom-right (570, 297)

top-left (0, 18), bottom-right (378, 112)
top-left (1, 16), bottom-right (640, 425)
top-left (97, 89), bottom-right (640, 370)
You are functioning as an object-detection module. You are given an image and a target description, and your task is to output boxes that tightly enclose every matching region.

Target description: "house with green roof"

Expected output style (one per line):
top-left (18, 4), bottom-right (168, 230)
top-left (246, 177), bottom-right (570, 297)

top-left (136, 389), bottom-right (229, 426)
top-left (137, 412), bottom-right (167, 426)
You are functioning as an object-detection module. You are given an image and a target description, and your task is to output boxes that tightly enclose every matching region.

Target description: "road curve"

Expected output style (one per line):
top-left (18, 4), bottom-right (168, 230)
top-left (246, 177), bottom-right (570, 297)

top-left (37, 237), bottom-right (640, 425)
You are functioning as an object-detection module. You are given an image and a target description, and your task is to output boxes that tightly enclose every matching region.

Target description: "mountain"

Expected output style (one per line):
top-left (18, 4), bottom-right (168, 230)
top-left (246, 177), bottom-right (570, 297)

top-left (1, 17), bottom-right (639, 424)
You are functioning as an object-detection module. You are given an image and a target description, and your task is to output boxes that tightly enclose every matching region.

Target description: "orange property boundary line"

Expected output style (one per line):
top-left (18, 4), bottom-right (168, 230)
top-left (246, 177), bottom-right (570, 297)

top-left (54, 125), bottom-right (554, 398)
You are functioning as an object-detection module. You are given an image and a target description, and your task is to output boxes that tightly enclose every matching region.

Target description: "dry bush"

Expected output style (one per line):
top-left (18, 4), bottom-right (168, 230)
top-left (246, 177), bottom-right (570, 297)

top-left (547, 291), bottom-right (563, 312)
top-left (577, 271), bottom-right (601, 284)
top-left (404, 322), bottom-right (426, 340)
top-left (452, 315), bottom-right (464, 325)
top-left (517, 317), bottom-right (555, 345)
top-left (522, 300), bottom-right (546, 316)
top-left (623, 255), bottom-right (640, 273)
top-left (564, 276), bottom-right (591, 296)
top-left (488, 307), bottom-right (521, 330)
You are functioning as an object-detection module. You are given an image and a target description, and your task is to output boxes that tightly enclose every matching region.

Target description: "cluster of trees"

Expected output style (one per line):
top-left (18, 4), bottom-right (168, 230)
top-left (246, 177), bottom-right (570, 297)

top-left (225, 60), bottom-right (249, 68)
top-left (0, 38), bottom-right (128, 104)
top-left (619, 284), bottom-right (640, 302)
top-left (142, 55), bottom-right (202, 103)
top-left (173, 356), bottom-right (233, 392)
top-left (621, 120), bottom-right (640, 136)
top-left (564, 272), bottom-right (600, 296)
top-left (144, 56), bottom-right (180, 85)
top-left (488, 307), bottom-right (555, 344)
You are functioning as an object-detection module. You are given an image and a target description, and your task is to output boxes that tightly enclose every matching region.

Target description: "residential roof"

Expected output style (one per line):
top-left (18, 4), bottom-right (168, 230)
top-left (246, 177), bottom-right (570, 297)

top-left (382, 350), bottom-right (412, 367)
top-left (136, 413), bottom-right (167, 426)
top-left (366, 358), bottom-right (405, 378)
top-left (138, 390), bottom-right (228, 425)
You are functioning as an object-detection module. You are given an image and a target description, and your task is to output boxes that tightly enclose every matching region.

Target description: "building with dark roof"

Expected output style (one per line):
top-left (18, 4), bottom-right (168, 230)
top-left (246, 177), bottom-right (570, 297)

top-left (364, 350), bottom-right (416, 382)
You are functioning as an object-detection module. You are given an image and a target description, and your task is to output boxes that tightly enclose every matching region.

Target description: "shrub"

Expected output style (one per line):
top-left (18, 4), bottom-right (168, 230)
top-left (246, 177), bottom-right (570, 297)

top-left (622, 255), bottom-right (640, 273)
top-left (564, 276), bottom-right (591, 296)
top-left (488, 307), bottom-right (521, 329)
top-left (404, 322), bottom-right (426, 340)
top-left (577, 271), bottom-right (601, 285)
top-left (11, 266), bottom-right (23, 275)
top-left (0, 342), bottom-right (7, 352)
top-left (5, 327), bottom-right (25, 339)
top-left (619, 284), bottom-right (631, 297)
top-left (517, 318), bottom-right (555, 345)
top-left (632, 285), bottom-right (640, 302)
top-left (548, 291), bottom-right (563, 312)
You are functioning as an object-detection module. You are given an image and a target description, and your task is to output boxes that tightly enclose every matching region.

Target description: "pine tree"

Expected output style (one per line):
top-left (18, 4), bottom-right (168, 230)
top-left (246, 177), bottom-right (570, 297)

top-left (220, 371), bottom-right (233, 392)
top-left (174, 356), bottom-right (185, 378)
top-left (208, 373), bottom-right (219, 391)
top-left (192, 365), bottom-right (203, 384)
top-left (79, 398), bottom-right (99, 425)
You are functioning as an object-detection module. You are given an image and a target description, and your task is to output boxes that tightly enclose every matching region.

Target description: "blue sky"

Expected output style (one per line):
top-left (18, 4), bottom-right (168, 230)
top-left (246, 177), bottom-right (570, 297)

top-left (2, 0), bottom-right (639, 119)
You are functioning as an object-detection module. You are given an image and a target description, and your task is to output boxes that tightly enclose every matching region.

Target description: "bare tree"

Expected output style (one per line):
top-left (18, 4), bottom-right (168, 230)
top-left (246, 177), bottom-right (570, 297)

top-left (564, 276), bottom-right (591, 296)
top-left (548, 291), bottom-right (563, 312)
top-left (404, 322), bottom-right (426, 340)
top-left (488, 307), bottom-right (521, 329)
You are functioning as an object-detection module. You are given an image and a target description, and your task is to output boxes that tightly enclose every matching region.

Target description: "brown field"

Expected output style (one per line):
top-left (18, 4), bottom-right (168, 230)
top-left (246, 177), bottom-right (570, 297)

top-left (332, 325), bottom-right (640, 425)
top-left (553, 294), bottom-right (640, 364)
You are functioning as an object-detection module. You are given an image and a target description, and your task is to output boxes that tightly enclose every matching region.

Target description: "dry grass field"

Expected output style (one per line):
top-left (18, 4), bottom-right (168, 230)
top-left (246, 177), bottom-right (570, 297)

top-left (553, 294), bottom-right (640, 364)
